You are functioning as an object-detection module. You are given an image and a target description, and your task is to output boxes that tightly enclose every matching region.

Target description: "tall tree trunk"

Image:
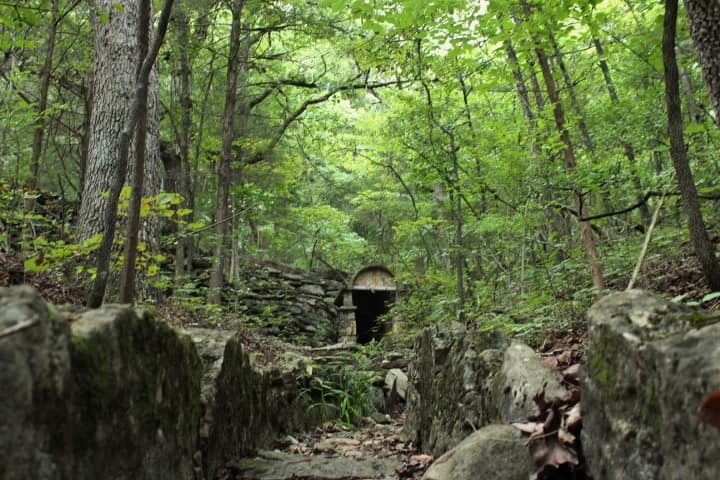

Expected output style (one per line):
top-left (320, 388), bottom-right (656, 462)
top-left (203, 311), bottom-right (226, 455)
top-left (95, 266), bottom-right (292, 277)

top-left (593, 37), bottom-right (652, 226)
top-left (208, 0), bottom-right (245, 305)
top-left (29, 0), bottom-right (59, 191)
top-left (118, 0), bottom-right (152, 303)
top-left (522, 0), bottom-right (605, 291)
top-left (505, 38), bottom-right (535, 124)
top-left (87, 0), bottom-right (174, 307)
top-left (663, 0), bottom-right (720, 290)
top-left (80, 0), bottom-right (163, 302)
top-left (684, 0), bottom-right (720, 127)
top-left (176, 7), bottom-right (194, 286)
top-left (549, 31), bottom-right (593, 151)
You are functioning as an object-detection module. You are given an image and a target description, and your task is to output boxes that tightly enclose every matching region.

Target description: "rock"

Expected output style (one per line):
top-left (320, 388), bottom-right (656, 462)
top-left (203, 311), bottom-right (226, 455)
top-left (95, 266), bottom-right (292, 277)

top-left (300, 283), bottom-right (325, 296)
top-left (491, 341), bottom-right (570, 422)
top-left (0, 286), bottom-right (203, 480)
top-left (582, 289), bottom-right (720, 480)
top-left (421, 424), bottom-right (533, 480)
top-left (231, 450), bottom-right (402, 480)
top-left (0, 286), bottom-right (71, 480)
top-left (403, 326), bottom-right (510, 455)
top-left (198, 330), bottom-right (334, 478)
top-left (384, 368), bottom-right (408, 400)
top-left (68, 304), bottom-right (203, 480)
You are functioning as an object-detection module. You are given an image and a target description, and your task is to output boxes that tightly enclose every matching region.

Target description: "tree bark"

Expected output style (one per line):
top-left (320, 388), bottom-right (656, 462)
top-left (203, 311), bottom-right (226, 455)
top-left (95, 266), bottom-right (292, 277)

top-left (79, 0), bottom-right (162, 244)
top-left (118, 0), bottom-right (152, 303)
top-left (663, 0), bottom-right (720, 290)
top-left (87, 0), bottom-right (175, 307)
top-left (684, 0), bottom-right (720, 127)
top-left (524, 0), bottom-right (605, 291)
top-left (208, 0), bottom-right (245, 305)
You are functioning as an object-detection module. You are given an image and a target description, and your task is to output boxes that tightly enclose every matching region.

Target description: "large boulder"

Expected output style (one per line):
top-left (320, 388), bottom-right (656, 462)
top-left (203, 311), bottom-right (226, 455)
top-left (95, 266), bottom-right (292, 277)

top-left (0, 287), bottom-right (203, 480)
top-left (491, 341), bottom-right (570, 422)
top-left (190, 329), bottom-right (334, 478)
top-left (421, 424), bottom-right (533, 480)
top-left (69, 305), bottom-right (203, 480)
top-left (582, 289), bottom-right (720, 480)
top-left (403, 326), bottom-right (566, 456)
top-left (0, 286), bottom-right (71, 480)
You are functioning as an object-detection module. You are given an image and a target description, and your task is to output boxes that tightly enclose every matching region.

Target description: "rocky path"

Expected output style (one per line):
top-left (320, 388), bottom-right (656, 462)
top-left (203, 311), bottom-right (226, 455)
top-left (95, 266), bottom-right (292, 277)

top-left (220, 414), bottom-right (433, 480)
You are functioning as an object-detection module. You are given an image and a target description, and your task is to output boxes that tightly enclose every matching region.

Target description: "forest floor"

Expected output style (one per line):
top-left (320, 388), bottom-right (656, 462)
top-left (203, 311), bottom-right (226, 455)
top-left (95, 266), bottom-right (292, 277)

top-left (220, 413), bottom-right (432, 480)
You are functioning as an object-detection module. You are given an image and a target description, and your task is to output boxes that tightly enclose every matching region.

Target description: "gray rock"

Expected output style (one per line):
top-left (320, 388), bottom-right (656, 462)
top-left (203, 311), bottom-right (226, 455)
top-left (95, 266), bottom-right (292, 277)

top-left (384, 368), bottom-right (408, 400)
top-left (491, 341), bottom-right (570, 422)
top-left (0, 286), bottom-right (71, 480)
top-left (0, 286), bottom-right (203, 480)
top-left (582, 289), bottom-right (720, 480)
top-left (231, 450), bottom-right (401, 479)
top-left (421, 424), bottom-right (533, 480)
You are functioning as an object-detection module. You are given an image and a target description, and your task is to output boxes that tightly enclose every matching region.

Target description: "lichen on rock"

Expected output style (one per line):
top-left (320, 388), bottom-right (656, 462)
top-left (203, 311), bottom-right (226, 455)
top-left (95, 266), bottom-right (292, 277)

top-left (582, 289), bottom-right (720, 480)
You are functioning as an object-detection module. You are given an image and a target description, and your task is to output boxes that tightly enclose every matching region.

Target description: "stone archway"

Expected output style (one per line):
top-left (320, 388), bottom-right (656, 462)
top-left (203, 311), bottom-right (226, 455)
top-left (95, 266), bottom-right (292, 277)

top-left (350, 265), bottom-right (396, 344)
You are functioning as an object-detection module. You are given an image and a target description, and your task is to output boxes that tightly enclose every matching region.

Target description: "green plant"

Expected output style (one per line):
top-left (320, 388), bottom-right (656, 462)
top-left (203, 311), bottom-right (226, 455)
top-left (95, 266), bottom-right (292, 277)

top-left (304, 363), bottom-right (376, 427)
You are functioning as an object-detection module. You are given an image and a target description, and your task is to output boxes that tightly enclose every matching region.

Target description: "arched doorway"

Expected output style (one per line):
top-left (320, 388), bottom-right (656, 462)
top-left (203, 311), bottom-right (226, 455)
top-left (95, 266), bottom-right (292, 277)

top-left (350, 265), bottom-right (396, 344)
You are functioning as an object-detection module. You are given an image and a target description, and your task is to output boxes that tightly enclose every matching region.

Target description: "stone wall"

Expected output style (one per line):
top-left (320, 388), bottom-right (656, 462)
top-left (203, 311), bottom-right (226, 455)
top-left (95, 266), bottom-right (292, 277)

top-left (582, 290), bottom-right (720, 480)
top-left (0, 287), bottom-right (333, 480)
top-left (402, 326), bottom-right (570, 456)
top-left (228, 260), bottom-right (346, 345)
top-left (0, 286), bottom-right (203, 480)
top-left (187, 328), bottom-right (333, 479)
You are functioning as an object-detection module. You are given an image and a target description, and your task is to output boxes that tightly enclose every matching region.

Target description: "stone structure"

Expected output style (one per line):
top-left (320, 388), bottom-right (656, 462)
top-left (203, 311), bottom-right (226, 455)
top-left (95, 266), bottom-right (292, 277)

top-left (0, 287), bottom-right (334, 480)
top-left (229, 260), bottom-right (346, 345)
top-left (186, 328), bottom-right (333, 479)
top-left (582, 289), bottom-right (720, 480)
top-left (336, 265), bottom-right (397, 344)
top-left (0, 286), bottom-right (203, 480)
top-left (402, 326), bottom-right (568, 456)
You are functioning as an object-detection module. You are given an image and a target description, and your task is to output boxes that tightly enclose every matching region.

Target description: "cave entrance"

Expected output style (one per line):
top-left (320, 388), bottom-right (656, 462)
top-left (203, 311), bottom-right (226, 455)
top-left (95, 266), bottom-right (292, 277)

top-left (350, 265), bottom-right (396, 344)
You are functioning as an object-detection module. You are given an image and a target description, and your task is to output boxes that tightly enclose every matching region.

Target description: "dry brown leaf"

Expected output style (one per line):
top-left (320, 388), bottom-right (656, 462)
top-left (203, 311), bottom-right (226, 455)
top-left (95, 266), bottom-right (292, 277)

top-left (542, 356), bottom-right (559, 369)
top-left (564, 403), bottom-right (582, 429)
top-left (529, 435), bottom-right (579, 469)
top-left (556, 350), bottom-right (573, 365)
top-left (558, 427), bottom-right (576, 444)
top-left (562, 363), bottom-right (581, 382)
top-left (512, 422), bottom-right (543, 434)
top-left (698, 389), bottom-right (720, 431)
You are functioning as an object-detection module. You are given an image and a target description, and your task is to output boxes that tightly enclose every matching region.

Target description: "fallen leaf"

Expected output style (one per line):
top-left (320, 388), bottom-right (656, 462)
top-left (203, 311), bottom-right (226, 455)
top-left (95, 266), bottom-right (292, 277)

top-left (512, 422), bottom-right (543, 434)
top-left (556, 350), bottom-right (572, 365)
top-left (542, 356), bottom-right (559, 369)
top-left (564, 403), bottom-right (582, 429)
top-left (529, 434), bottom-right (579, 469)
top-left (698, 389), bottom-right (720, 431)
top-left (562, 363), bottom-right (581, 382)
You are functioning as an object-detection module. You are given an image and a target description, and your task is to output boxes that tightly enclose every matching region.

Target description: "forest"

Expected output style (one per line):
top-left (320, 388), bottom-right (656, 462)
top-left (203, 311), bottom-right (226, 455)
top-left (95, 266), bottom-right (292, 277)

top-left (2, 0), bottom-right (720, 344)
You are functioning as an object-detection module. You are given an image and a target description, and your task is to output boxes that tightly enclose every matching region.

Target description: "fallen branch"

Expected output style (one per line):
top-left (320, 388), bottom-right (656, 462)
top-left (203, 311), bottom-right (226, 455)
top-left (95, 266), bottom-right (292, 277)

top-left (627, 195), bottom-right (665, 290)
top-left (0, 319), bottom-right (39, 339)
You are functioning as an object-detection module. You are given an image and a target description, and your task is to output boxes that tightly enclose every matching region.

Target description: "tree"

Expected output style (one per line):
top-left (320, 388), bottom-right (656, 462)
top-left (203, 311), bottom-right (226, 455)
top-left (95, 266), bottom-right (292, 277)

top-left (77, 0), bottom-right (163, 247)
top-left (684, 0), bottom-right (720, 126)
top-left (86, 0), bottom-right (175, 307)
top-left (207, 0), bottom-right (246, 305)
top-left (663, 0), bottom-right (720, 290)
top-left (519, 0), bottom-right (605, 291)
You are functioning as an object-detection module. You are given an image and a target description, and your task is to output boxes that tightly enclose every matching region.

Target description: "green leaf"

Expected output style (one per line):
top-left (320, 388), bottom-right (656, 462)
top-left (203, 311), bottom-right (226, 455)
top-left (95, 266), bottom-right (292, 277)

top-left (701, 292), bottom-right (720, 303)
